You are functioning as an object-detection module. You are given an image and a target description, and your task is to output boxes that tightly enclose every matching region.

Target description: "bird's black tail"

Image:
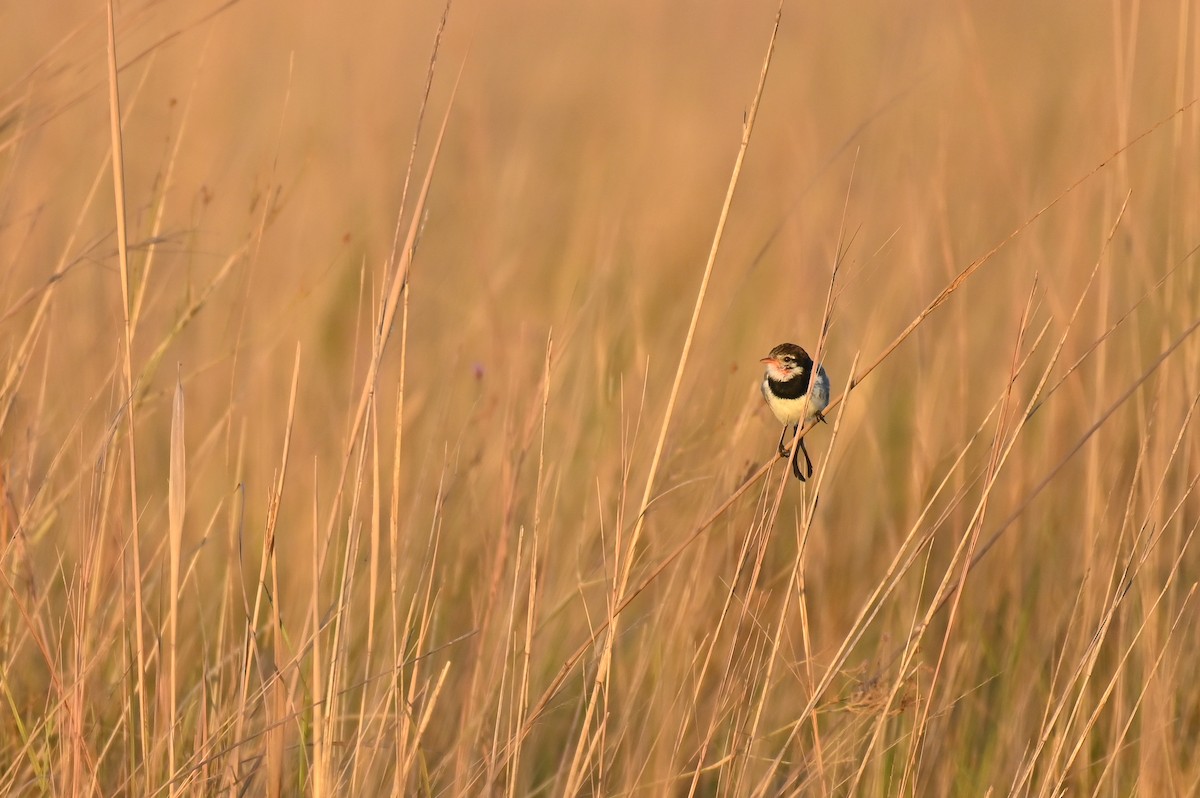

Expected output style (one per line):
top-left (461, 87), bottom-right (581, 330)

top-left (792, 428), bottom-right (814, 481)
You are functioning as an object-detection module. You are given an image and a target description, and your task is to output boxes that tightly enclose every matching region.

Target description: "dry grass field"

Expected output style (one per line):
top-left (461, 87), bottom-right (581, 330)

top-left (2, 0), bottom-right (1199, 795)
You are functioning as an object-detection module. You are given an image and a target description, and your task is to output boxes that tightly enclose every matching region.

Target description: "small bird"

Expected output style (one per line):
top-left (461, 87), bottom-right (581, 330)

top-left (760, 343), bottom-right (830, 481)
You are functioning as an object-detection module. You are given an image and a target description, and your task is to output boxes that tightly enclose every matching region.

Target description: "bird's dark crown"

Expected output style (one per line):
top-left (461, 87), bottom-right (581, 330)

top-left (767, 342), bottom-right (812, 372)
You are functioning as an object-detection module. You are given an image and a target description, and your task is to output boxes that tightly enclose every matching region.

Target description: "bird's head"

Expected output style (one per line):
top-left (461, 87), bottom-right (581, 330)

top-left (760, 343), bottom-right (811, 381)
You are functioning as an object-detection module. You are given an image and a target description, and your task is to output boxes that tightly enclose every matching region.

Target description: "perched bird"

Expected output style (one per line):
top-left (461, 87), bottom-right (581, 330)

top-left (760, 343), bottom-right (830, 481)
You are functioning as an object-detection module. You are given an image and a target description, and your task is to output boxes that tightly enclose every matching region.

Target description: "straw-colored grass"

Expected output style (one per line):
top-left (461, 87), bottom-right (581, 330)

top-left (2, 0), bottom-right (1199, 795)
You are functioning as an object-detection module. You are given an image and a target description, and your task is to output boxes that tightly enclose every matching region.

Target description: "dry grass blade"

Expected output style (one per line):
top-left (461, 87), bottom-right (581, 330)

top-left (321, 58), bottom-right (463, 569)
top-left (1086, 575), bottom-right (1200, 795)
top-left (103, 0), bottom-right (152, 780)
top-left (166, 373), bottom-right (185, 796)
top-left (899, 276), bottom-right (1039, 794)
top-left (563, 6), bottom-right (786, 792)
top-left (228, 345), bottom-right (300, 790)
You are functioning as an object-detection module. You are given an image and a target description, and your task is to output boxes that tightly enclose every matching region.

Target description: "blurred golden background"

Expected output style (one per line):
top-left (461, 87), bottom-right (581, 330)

top-left (2, 0), bottom-right (1198, 794)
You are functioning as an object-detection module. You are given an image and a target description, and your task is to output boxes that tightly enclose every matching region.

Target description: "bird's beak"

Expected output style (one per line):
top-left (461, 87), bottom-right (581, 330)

top-left (760, 357), bottom-right (778, 367)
